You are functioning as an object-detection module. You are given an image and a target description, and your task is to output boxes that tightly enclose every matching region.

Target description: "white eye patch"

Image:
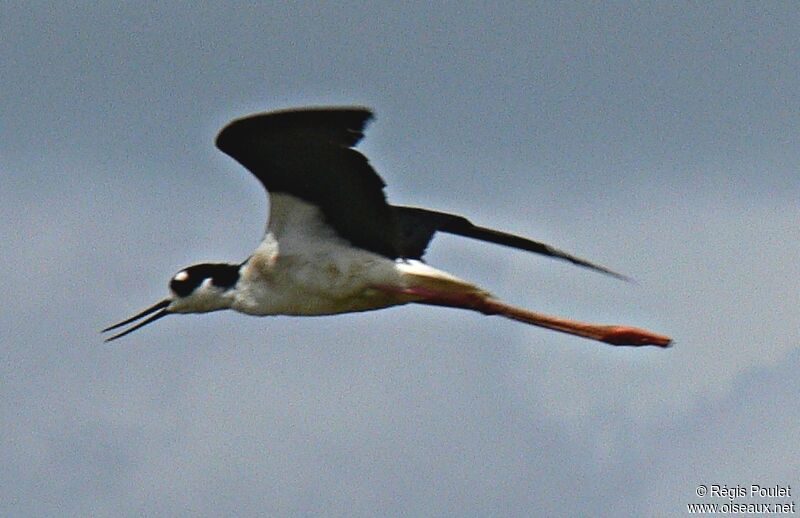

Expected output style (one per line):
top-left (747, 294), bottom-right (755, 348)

top-left (174, 270), bottom-right (189, 281)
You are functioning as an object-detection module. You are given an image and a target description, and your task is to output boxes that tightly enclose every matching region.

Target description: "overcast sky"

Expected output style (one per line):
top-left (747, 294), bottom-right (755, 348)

top-left (2, 2), bottom-right (798, 517)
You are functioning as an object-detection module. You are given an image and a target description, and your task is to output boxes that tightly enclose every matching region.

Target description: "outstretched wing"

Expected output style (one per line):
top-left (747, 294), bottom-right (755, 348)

top-left (216, 107), bottom-right (626, 279)
top-left (393, 206), bottom-right (629, 280)
top-left (216, 107), bottom-right (400, 258)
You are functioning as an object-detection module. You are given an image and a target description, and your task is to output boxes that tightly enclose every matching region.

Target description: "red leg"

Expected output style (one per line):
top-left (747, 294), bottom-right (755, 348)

top-left (374, 285), bottom-right (671, 348)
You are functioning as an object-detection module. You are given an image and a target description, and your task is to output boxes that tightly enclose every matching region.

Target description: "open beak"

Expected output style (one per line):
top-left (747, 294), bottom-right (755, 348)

top-left (102, 299), bottom-right (171, 342)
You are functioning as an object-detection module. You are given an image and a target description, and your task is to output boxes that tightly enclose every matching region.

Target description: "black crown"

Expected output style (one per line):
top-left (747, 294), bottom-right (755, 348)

top-left (170, 263), bottom-right (240, 297)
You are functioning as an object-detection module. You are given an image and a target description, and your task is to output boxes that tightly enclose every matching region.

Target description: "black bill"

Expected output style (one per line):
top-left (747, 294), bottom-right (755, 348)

top-left (102, 299), bottom-right (171, 342)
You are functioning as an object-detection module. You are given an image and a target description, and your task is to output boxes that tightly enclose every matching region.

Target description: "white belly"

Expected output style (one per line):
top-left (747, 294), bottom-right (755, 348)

top-left (232, 238), bottom-right (411, 316)
top-left (230, 193), bottom-right (480, 317)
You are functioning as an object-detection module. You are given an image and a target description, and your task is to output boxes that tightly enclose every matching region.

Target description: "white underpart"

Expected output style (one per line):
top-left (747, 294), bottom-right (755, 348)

top-left (232, 193), bottom-right (479, 316)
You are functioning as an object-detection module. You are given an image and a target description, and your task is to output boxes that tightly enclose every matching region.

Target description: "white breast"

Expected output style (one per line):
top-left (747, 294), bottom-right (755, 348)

top-left (232, 193), bottom-right (407, 316)
top-left (231, 193), bottom-right (481, 317)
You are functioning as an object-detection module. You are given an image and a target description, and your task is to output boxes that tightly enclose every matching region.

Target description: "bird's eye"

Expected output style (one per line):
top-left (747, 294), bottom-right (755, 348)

top-left (170, 270), bottom-right (194, 297)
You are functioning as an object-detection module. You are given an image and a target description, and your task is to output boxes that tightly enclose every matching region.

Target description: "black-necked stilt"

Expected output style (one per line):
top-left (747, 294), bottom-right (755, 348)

top-left (103, 107), bottom-right (671, 347)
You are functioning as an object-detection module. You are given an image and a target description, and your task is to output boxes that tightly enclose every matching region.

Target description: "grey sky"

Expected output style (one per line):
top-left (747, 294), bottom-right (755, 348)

top-left (2, 2), bottom-right (798, 517)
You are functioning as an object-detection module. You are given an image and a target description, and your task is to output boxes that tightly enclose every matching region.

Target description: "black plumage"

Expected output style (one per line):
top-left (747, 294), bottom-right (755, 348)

top-left (216, 107), bottom-right (623, 279)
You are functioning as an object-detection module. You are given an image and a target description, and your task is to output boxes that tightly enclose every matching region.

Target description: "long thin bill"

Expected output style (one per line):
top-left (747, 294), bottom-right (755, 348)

top-left (102, 299), bottom-right (171, 342)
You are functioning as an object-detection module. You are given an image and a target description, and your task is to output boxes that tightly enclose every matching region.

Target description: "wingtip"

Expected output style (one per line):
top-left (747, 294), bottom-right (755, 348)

top-left (216, 106), bottom-right (376, 153)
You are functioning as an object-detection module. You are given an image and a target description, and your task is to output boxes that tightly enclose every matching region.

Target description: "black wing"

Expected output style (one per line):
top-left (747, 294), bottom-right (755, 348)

top-left (393, 206), bottom-right (629, 280)
top-left (217, 107), bottom-right (627, 278)
top-left (216, 107), bottom-right (400, 258)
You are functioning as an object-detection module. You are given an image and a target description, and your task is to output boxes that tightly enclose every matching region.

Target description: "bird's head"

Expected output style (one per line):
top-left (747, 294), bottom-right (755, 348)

top-left (102, 263), bottom-right (241, 342)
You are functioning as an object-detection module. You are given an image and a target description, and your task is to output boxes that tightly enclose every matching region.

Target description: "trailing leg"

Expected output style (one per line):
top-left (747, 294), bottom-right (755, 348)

top-left (374, 285), bottom-right (671, 347)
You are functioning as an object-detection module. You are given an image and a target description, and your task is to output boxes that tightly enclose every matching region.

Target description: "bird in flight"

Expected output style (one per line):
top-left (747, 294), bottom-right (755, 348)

top-left (103, 107), bottom-right (671, 347)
